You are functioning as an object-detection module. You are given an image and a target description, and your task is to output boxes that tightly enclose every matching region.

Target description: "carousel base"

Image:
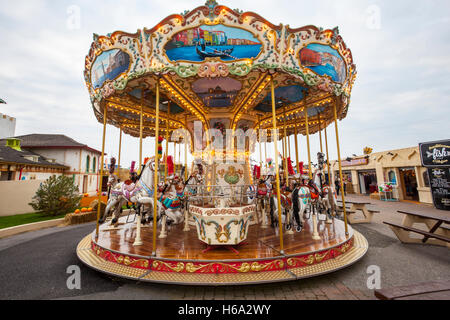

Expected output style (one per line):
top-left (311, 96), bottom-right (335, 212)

top-left (77, 217), bottom-right (368, 286)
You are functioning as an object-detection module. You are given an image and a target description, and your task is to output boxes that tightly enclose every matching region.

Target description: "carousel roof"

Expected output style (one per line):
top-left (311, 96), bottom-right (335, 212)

top-left (84, 0), bottom-right (356, 144)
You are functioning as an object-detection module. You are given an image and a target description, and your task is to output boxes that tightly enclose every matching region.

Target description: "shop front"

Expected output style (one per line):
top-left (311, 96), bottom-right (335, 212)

top-left (330, 146), bottom-right (433, 204)
top-left (399, 167), bottom-right (419, 201)
top-left (358, 170), bottom-right (378, 195)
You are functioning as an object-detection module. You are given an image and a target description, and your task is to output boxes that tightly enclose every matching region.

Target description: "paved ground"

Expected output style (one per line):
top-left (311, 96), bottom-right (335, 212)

top-left (0, 195), bottom-right (449, 300)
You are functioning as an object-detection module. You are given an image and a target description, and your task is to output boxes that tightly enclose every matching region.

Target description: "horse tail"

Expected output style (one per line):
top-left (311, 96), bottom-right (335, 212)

top-left (269, 196), bottom-right (275, 226)
top-left (292, 188), bottom-right (301, 225)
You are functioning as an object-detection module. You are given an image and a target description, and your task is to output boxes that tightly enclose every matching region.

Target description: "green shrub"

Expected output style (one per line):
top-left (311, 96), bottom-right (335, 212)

top-left (29, 175), bottom-right (82, 217)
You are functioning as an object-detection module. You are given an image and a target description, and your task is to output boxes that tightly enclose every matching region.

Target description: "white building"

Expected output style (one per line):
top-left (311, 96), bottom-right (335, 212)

top-left (0, 134), bottom-right (104, 195)
top-left (0, 113), bottom-right (16, 139)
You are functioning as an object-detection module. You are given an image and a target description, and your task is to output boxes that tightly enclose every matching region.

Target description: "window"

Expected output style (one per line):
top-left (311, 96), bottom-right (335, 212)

top-left (388, 170), bottom-right (397, 185)
top-left (92, 157), bottom-right (96, 173)
top-left (86, 156), bottom-right (90, 173)
top-left (423, 170), bottom-right (430, 188)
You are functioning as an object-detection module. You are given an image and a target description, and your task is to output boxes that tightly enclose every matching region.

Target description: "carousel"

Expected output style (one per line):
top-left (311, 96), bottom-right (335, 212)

top-left (77, 0), bottom-right (368, 285)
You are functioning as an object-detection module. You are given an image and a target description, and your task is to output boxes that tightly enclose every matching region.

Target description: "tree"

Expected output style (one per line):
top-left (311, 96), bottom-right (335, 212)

top-left (29, 175), bottom-right (82, 216)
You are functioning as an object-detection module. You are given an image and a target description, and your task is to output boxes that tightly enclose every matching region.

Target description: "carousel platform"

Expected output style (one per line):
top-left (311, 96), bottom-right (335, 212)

top-left (77, 217), bottom-right (368, 286)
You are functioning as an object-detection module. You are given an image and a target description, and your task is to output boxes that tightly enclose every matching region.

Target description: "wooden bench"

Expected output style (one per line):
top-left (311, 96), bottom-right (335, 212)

top-left (385, 211), bottom-right (450, 248)
top-left (337, 201), bottom-right (377, 224)
top-left (375, 279), bottom-right (450, 300)
top-left (384, 222), bottom-right (450, 243)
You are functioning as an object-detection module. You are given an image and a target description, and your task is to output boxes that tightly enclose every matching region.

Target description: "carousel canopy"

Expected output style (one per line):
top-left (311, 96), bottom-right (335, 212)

top-left (84, 0), bottom-right (356, 146)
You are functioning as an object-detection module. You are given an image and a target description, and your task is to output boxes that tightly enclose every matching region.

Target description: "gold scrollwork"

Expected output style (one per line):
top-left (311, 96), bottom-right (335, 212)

top-left (314, 252), bottom-right (329, 263)
top-left (153, 261), bottom-right (185, 273)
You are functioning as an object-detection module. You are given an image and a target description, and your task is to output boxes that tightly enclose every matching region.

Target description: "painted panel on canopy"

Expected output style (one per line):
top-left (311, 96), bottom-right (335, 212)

top-left (299, 44), bottom-right (346, 83)
top-left (254, 85), bottom-right (308, 113)
top-left (165, 25), bottom-right (262, 62)
top-left (91, 49), bottom-right (131, 89)
top-left (192, 77), bottom-right (242, 108)
top-left (128, 89), bottom-right (185, 114)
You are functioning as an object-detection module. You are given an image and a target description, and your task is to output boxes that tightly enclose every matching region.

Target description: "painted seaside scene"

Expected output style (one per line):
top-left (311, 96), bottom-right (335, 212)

top-left (192, 77), bottom-right (242, 108)
top-left (165, 25), bottom-right (262, 62)
top-left (91, 49), bottom-right (130, 89)
top-left (299, 43), bottom-right (346, 83)
top-left (255, 85), bottom-right (308, 112)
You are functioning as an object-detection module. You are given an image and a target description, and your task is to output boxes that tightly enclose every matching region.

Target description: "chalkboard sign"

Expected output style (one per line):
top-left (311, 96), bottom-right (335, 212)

top-left (428, 168), bottom-right (450, 211)
top-left (419, 140), bottom-right (450, 168)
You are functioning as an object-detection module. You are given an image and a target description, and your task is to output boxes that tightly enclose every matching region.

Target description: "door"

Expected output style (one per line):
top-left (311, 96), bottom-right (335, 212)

top-left (400, 169), bottom-right (419, 201)
top-left (82, 175), bottom-right (88, 194)
top-left (359, 174), bottom-right (366, 194)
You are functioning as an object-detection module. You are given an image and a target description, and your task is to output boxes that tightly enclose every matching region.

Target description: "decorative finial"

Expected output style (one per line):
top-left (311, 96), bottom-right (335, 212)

top-left (205, 0), bottom-right (218, 8)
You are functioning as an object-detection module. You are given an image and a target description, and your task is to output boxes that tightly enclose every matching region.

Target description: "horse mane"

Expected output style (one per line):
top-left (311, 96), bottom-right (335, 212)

top-left (292, 188), bottom-right (300, 214)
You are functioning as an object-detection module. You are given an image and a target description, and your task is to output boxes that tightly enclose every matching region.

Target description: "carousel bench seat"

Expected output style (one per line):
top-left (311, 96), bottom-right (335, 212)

top-left (383, 222), bottom-right (450, 243)
top-left (375, 279), bottom-right (450, 300)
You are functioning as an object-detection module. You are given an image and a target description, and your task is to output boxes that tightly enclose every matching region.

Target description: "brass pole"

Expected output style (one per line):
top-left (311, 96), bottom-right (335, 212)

top-left (283, 106), bottom-right (288, 183)
top-left (264, 140), bottom-right (268, 168)
top-left (288, 133), bottom-right (291, 160)
top-left (324, 123), bottom-right (331, 185)
top-left (333, 99), bottom-right (349, 236)
top-left (139, 90), bottom-right (144, 172)
top-left (165, 102), bottom-right (170, 181)
top-left (117, 127), bottom-right (122, 174)
top-left (294, 126), bottom-right (300, 176)
top-left (305, 108), bottom-right (312, 179)
top-left (318, 113), bottom-right (323, 153)
top-left (184, 115), bottom-right (188, 182)
top-left (152, 80), bottom-right (161, 256)
top-left (258, 115), bottom-right (262, 169)
top-left (270, 76), bottom-right (285, 254)
top-left (173, 141), bottom-right (176, 173)
top-left (96, 104), bottom-right (108, 237)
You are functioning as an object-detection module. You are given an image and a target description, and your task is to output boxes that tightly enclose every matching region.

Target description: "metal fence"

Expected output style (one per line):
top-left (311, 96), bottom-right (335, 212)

top-left (184, 184), bottom-right (257, 207)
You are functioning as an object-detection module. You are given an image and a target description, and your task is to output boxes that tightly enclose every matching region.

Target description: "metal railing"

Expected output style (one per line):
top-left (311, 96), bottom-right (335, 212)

top-left (184, 184), bottom-right (257, 208)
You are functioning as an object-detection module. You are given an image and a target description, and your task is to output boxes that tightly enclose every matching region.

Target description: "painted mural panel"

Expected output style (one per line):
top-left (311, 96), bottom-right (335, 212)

top-left (128, 89), bottom-right (184, 114)
top-left (255, 85), bottom-right (308, 113)
top-left (192, 77), bottom-right (242, 108)
top-left (165, 25), bottom-right (262, 62)
top-left (299, 44), bottom-right (346, 83)
top-left (91, 49), bottom-right (131, 89)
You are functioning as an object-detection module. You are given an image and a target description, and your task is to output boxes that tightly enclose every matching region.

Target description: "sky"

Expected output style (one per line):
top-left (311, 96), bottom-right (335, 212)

top-left (0, 0), bottom-right (449, 168)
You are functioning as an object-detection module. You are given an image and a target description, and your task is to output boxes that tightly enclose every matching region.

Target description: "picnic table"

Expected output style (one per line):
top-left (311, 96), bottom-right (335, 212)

top-left (375, 279), bottom-right (450, 300)
top-left (384, 210), bottom-right (450, 248)
top-left (337, 199), bottom-right (379, 224)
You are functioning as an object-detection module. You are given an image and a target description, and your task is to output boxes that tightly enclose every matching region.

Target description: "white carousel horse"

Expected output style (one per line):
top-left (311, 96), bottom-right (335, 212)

top-left (124, 158), bottom-right (165, 228)
top-left (268, 179), bottom-right (293, 231)
top-left (291, 184), bottom-right (311, 232)
top-left (311, 152), bottom-right (338, 224)
top-left (99, 173), bottom-right (132, 225)
top-left (158, 176), bottom-right (185, 225)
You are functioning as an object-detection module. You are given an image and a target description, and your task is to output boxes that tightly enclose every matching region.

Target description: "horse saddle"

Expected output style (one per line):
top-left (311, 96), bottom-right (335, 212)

top-left (159, 195), bottom-right (181, 210)
top-left (281, 193), bottom-right (292, 207)
top-left (124, 183), bottom-right (137, 192)
top-left (257, 184), bottom-right (268, 196)
top-left (308, 182), bottom-right (321, 200)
